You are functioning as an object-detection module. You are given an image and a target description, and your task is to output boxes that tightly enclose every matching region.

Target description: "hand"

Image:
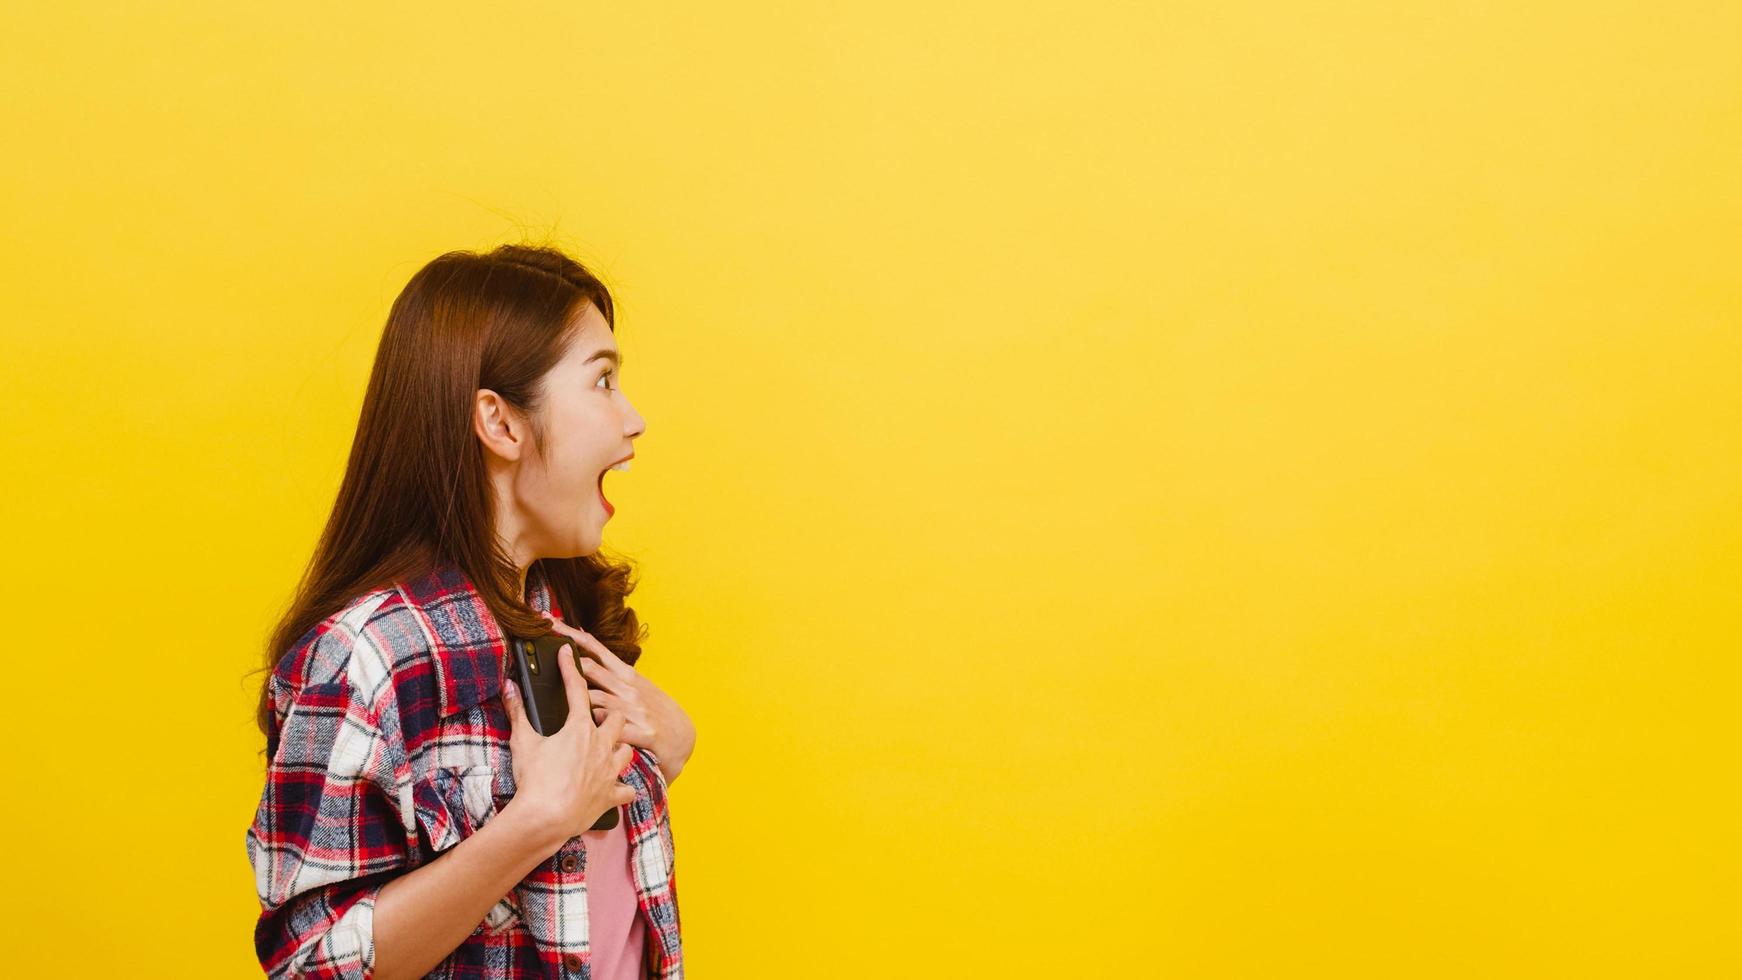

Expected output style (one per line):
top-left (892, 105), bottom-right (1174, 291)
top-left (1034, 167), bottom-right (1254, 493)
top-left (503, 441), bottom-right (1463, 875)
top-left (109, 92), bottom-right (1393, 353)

top-left (500, 641), bottom-right (638, 848)
top-left (541, 612), bottom-right (697, 785)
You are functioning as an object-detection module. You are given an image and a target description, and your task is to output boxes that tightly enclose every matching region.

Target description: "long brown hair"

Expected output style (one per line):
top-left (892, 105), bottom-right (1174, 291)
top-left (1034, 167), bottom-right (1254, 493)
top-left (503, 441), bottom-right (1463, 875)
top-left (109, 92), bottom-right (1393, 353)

top-left (249, 242), bottom-right (649, 752)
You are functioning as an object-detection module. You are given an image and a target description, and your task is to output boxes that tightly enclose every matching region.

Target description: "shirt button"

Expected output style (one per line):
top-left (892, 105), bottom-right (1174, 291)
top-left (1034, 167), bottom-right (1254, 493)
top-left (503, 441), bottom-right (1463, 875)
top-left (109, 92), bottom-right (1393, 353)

top-left (559, 854), bottom-right (579, 873)
top-left (562, 952), bottom-right (585, 971)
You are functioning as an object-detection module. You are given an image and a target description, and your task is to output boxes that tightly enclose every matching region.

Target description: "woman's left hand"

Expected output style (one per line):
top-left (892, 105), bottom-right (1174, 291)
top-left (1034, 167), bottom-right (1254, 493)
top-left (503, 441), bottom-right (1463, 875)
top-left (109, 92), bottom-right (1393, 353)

top-left (540, 612), bottom-right (696, 785)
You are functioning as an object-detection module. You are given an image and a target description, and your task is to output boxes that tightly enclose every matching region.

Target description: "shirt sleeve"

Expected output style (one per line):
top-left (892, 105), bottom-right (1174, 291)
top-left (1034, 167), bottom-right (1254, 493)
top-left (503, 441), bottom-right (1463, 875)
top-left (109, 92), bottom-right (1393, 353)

top-left (245, 671), bottom-right (416, 980)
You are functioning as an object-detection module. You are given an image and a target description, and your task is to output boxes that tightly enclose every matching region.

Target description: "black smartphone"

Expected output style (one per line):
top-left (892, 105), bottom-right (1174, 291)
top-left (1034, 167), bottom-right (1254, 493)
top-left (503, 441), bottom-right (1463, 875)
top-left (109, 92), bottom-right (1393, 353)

top-left (508, 633), bottom-right (620, 832)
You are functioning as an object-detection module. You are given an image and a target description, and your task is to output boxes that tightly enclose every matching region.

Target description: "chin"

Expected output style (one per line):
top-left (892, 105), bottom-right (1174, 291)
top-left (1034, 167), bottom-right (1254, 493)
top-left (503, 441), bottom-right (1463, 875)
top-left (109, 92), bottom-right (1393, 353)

top-left (545, 535), bottom-right (603, 560)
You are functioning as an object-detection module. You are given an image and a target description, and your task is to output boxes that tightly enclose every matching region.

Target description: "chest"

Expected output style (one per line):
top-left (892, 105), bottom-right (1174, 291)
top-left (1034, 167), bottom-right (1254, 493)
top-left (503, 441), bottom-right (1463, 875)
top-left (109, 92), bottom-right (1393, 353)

top-left (404, 699), bottom-right (682, 976)
top-left (410, 698), bottom-right (673, 856)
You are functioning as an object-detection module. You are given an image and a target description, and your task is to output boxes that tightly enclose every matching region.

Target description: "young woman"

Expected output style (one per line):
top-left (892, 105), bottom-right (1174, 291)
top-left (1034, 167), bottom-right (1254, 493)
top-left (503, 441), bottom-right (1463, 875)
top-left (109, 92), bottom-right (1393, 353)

top-left (245, 244), bottom-right (695, 980)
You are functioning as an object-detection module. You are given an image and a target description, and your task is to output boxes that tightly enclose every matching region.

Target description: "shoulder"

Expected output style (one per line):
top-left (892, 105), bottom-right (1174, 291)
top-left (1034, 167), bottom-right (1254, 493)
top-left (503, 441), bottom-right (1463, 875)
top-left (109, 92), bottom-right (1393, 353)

top-left (269, 587), bottom-right (438, 717)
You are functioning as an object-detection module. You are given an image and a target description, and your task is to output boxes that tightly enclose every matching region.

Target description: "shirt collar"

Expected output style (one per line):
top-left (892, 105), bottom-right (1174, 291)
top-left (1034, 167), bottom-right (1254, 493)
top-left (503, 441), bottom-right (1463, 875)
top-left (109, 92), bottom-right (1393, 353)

top-left (395, 559), bottom-right (560, 718)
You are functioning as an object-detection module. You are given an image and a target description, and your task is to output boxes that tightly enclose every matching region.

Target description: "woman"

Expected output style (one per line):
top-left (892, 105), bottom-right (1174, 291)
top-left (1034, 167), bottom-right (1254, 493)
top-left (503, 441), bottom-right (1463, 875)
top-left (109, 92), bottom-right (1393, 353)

top-left (244, 243), bottom-right (695, 980)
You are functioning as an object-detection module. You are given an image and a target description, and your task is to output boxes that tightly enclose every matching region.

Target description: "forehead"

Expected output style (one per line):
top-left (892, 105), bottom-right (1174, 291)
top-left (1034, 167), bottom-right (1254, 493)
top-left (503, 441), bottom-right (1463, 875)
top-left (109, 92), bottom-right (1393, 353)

top-left (558, 302), bottom-right (617, 363)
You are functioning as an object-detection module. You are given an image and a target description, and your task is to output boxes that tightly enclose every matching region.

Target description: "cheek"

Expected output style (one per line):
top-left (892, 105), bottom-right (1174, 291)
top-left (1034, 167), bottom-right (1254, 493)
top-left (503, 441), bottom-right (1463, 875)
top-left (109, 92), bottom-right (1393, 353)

top-left (544, 431), bottom-right (605, 494)
top-left (547, 452), bottom-right (595, 499)
top-left (516, 436), bottom-right (582, 498)
top-left (557, 406), bottom-right (620, 462)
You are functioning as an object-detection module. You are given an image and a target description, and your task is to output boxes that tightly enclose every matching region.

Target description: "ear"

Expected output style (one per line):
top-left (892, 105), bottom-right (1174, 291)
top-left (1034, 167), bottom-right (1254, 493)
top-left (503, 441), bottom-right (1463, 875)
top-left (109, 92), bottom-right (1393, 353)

top-left (473, 388), bottom-right (529, 463)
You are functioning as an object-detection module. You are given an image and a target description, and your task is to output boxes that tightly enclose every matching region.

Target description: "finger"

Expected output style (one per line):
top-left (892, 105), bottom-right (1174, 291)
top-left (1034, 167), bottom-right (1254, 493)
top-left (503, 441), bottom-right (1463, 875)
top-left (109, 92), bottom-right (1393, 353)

top-left (578, 657), bottom-right (617, 693)
top-left (548, 620), bottom-right (629, 677)
top-left (620, 720), bottom-right (655, 750)
top-left (612, 741), bottom-right (634, 776)
top-left (502, 680), bottom-right (531, 743)
top-left (553, 643), bottom-right (596, 731)
top-left (594, 642), bottom-right (637, 682)
top-left (542, 616), bottom-right (591, 648)
top-left (588, 689), bottom-right (618, 709)
top-left (586, 638), bottom-right (631, 676)
top-left (546, 621), bottom-right (608, 668)
top-left (592, 703), bottom-right (634, 731)
top-left (598, 708), bottom-right (628, 743)
top-left (613, 781), bottom-right (638, 807)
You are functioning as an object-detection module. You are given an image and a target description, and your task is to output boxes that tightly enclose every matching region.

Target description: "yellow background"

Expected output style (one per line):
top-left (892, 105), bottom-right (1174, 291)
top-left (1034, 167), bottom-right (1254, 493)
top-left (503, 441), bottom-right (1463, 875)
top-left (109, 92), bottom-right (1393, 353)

top-left (2, 2), bottom-right (1736, 976)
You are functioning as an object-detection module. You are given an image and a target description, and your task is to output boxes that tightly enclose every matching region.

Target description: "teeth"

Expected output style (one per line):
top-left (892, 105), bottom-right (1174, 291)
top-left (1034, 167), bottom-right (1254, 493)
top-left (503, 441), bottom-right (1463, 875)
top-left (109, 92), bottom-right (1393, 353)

top-left (610, 460), bottom-right (631, 472)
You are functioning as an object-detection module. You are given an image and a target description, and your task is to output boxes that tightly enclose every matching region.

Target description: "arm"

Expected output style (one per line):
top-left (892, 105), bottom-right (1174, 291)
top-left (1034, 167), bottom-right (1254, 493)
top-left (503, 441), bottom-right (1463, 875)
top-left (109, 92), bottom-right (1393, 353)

top-left (247, 673), bottom-right (560, 979)
top-left (370, 797), bottom-right (563, 980)
top-left (658, 747), bottom-right (691, 786)
top-left (248, 677), bottom-right (403, 979)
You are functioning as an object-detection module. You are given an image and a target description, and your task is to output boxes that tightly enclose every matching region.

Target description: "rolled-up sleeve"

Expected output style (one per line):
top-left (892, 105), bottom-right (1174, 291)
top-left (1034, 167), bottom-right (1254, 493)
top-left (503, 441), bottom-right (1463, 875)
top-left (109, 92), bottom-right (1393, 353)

top-left (245, 673), bottom-right (415, 979)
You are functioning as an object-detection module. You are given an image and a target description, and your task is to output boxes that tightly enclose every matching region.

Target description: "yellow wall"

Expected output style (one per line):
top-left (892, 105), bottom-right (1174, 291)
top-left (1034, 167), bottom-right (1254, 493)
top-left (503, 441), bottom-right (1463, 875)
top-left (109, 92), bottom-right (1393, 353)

top-left (2, 3), bottom-right (1736, 976)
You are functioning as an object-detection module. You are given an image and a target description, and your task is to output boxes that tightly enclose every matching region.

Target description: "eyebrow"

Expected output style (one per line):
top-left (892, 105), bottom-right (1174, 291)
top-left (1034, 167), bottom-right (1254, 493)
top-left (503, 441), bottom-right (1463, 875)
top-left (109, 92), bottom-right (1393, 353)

top-left (584, 349), bottom-right (623, 368)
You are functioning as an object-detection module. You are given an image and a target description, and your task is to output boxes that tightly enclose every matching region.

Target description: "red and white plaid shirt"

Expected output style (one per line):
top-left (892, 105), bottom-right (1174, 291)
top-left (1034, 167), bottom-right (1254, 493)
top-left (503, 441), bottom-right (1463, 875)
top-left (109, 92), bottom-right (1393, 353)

top-left (245, 560), bottom-right (683, 979)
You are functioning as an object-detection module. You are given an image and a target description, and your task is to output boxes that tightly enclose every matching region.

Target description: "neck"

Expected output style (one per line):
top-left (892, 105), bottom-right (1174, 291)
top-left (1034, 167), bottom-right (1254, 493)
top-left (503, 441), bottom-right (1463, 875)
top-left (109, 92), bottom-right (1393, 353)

top-left (489, 473), bottom-right (535, 603)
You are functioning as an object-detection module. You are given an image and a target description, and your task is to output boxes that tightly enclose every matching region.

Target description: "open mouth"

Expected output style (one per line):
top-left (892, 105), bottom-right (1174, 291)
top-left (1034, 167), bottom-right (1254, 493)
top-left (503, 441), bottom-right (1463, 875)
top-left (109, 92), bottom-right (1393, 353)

top-left (597, 453), bottom-right (633, 516)
top-left (596, 470), bottom-right (613, 516)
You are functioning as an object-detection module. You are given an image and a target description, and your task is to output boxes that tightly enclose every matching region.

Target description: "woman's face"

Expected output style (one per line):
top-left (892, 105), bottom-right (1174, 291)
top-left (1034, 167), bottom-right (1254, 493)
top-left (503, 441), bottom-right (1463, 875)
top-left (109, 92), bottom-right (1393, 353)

top-left (497, 302), bottom-right (645, 562)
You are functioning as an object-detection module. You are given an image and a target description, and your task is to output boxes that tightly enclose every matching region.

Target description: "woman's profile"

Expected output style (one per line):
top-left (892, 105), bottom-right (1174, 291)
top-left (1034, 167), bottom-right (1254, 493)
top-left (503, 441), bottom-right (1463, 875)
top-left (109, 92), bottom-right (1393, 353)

top-left (244, 243), bottom-right (694, 980)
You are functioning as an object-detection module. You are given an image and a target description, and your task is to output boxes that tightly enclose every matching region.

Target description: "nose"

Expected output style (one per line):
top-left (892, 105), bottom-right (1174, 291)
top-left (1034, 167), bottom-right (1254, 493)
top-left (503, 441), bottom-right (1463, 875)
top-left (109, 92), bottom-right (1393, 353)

top-left (623, 396), bottom-right (646, 440)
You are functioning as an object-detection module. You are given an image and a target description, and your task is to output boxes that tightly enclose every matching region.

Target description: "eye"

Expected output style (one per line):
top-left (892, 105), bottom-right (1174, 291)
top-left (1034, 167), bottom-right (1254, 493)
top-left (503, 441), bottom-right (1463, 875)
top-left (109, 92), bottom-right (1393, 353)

top-left (595, 369), bottom-right (616, 392)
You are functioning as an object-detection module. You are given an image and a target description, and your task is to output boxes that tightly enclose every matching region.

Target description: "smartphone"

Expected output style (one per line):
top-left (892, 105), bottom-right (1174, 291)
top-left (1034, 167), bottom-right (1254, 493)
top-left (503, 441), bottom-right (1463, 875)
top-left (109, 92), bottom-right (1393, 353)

top-left (508, 633), bottom-right (620, 832)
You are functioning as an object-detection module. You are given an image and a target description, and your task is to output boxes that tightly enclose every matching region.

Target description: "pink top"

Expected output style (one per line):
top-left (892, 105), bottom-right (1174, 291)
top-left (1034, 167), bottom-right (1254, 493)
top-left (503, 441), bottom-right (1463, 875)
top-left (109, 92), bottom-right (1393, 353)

top-left (582, 805), bottom-right (648, 980)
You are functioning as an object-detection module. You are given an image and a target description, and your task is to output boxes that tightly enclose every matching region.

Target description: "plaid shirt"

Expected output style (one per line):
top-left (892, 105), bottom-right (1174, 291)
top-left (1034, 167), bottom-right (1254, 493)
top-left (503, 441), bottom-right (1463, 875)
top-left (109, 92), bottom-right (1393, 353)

top-left (245, 560), bottom-right (683, 979)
